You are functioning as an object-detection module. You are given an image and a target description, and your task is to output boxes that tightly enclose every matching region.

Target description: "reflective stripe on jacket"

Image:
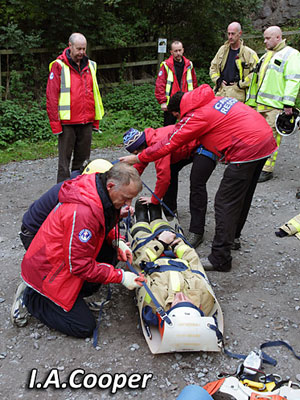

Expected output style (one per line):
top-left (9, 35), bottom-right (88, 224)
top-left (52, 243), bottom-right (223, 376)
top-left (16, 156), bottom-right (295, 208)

top-left (49, 59), bottom-right (104, 121)
top-left (163, 62), bottom-right (194, 103)
top-left (139, 85), bottom-right (277, 165)
top-left (210, 40), bottom-right (258, 102)
top-left (155, 55), bottom-right (198, 105)
top-left (21, 174), bottom-right (123, 312)
top-left (246, 41), bottom-right (300, 109)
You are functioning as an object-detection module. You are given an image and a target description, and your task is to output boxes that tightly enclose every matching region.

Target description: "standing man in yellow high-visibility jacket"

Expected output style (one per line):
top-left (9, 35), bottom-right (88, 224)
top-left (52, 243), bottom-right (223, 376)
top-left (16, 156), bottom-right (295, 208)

top-left (46, 33), bottom-right (104, 183)
top-left (246, 26), bottom-right (300, 183)
top-left (210, 22), bottom-right (258, 103)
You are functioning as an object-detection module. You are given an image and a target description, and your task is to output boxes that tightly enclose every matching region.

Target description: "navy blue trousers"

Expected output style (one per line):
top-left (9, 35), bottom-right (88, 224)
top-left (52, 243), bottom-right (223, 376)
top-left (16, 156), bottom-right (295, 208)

top-left (24, 242), bottom-right (117, 338)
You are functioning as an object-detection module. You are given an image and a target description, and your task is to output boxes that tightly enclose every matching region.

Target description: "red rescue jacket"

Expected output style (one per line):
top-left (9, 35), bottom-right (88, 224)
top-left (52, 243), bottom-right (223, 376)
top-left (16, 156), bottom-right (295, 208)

top-left (21, 174), bottom-right (123, 312)
top-left (139, 85), bottom-right (278, 165)
top-left (155, 55), bottom-right (198, 105)
top-left (134, 126), bottom-right (200, 204)
top-left (46, 48), bottom-right (99, 134)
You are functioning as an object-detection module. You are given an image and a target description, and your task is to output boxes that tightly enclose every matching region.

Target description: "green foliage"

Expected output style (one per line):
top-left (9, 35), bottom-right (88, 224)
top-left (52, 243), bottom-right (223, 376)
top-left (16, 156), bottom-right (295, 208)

top-left (102, 83), bottom-right (163, 131)
top-left (0, 99), bottom-right (52, 149)
top-left (0, 83), bottom-right (163, 159)
top-left (195, 68), bottom-right (212, 87)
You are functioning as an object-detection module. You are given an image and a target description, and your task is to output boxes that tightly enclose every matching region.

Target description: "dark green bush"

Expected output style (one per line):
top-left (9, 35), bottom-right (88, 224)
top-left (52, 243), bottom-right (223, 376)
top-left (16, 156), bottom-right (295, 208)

top-left (0, 99), bottom-right (52, 148)
top-left (103, 83), bottom-right (163, 129)
top-left (0, 83), bottom-right (164, 149)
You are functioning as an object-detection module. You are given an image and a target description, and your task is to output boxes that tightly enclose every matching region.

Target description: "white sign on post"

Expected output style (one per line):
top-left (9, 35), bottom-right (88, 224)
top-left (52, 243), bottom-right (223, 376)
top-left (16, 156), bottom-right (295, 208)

top-left (158, 38), bottom-right (167, 54)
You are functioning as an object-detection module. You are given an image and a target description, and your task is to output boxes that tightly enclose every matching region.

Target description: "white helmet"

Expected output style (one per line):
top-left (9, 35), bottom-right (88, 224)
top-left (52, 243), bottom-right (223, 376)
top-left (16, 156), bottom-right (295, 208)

top-left (275, 108), bottom-right (300, 136)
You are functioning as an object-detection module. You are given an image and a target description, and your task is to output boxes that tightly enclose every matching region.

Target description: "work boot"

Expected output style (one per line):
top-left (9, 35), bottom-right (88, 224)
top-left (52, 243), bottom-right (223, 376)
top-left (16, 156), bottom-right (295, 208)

top-left (134, 200), bottom-right (149, 223)
top-left (200, 257), bottom-right (231, 272)
top-left (186, 232), bottom-right (203, 248)
top-left (148, 203), bottom-right (162, 222)
top-left (231, 238), bottom-right (241, 250)
top-left (11, 282), bottom-right (29, 327)
top-left (258, 171), bottom-right (273, 183)
top-left (164, 210), bottom-right (178, 222)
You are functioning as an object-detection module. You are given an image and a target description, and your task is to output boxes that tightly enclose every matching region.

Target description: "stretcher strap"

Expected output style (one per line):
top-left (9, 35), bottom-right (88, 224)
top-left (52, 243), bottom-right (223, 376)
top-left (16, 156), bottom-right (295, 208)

top-left (126, 260), bottom-right (172, 326)
top-left (141, 180), bottom-right (177, 219)
top-left (133, 228), bottom-right (192, 254)
top-left (216, 336), bottom-right (300, 366)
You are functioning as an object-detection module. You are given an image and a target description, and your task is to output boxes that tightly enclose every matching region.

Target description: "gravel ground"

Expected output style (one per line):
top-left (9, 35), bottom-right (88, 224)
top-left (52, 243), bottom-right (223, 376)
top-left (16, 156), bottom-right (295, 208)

top-left (0, 137), bottom-right (300, 400)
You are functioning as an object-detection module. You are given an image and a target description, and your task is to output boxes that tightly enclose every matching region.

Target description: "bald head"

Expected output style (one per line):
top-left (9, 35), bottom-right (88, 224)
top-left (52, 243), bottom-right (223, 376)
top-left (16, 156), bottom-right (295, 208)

top-left (69, 33), bottom-right (87, 46)
top-left (227, 22), bottom-right (242, 49)
top-left (228, 22), bottom-right (242, 33)
top-left (264, 26), bottom-right (282, 50)
top-left (68, 33), bottom-right (87, 65)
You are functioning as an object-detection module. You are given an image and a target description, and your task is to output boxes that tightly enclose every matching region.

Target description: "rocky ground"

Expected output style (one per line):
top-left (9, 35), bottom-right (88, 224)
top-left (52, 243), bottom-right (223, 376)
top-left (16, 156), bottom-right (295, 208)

top-left (0, 136), bottom-right (300, 400)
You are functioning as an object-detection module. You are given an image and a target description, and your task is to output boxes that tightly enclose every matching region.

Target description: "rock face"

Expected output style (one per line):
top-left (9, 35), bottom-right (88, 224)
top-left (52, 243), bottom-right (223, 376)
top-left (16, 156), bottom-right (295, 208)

top-left (253, 0), bottom-right (300, 29)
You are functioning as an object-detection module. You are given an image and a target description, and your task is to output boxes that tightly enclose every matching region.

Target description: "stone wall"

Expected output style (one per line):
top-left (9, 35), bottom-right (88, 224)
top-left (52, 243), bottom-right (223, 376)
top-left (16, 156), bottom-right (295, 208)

top-left (253, 0), bottom-right (300, 30)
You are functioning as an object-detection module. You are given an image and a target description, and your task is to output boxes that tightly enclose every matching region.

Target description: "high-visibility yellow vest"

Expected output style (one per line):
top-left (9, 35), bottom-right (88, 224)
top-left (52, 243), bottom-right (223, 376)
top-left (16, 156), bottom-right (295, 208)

top-left (49, 59), bottom-right (104, 120)
top-left (162, 62), bottom-right (194, 104)
top-left (246, 46), bottom-right (300, 109)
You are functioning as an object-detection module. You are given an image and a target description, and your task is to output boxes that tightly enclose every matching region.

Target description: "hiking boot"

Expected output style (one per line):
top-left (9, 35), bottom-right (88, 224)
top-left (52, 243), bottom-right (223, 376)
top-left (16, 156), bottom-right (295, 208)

top-left (200, 257), bottom-right (215, 271)
top-left (186, 232), bottom-right (203, 248)
top-left (231, 238), bottom-right (241, 250)
top-left (258, 171), bottom-right (273, 183)
top-left (87, 301), bottom-right (103, 312)
top-left (296, 191), bottom-right (300, 199)
top-left (164, 210), bottom-right (178, 222)
top-left (200, 257), bottom-right (232, 272)
top-left (11, 282), bottom-right (29, 327)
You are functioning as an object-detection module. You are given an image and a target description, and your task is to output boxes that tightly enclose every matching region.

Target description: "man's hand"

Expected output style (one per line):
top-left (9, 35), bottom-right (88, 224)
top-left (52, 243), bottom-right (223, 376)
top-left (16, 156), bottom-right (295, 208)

top-left (161, 103), bottom-right (168, 112)
top-left (284, 107), bottom-right (293, 115)
top-left (117, 240), bottom-right (133, 264)
top-left (139, 196), bottom-right (152, 204)
top-left (122, 271), bottom-right (146, 290)
top-left (119, 155), bottom-right (139, 165)
top-left (120, 205), bottom-right (134, 219)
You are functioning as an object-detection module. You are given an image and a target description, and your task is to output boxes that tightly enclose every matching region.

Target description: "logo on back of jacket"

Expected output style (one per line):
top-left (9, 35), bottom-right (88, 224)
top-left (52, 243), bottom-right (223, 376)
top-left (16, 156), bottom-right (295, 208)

top-left (214, 97), bottom-right (238, 115)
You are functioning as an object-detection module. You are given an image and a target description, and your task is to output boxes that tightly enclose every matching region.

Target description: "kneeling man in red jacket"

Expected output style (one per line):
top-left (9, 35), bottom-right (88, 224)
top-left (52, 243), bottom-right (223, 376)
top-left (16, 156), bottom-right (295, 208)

top-left (12, 163), bottom-right (144, 338)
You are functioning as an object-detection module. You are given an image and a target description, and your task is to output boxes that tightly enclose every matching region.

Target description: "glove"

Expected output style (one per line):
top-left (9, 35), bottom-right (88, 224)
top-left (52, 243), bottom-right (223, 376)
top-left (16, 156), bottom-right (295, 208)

top-left (122, 271), bottom-right (146, 290)
top-left (114, 240), bottom-right (133, 264)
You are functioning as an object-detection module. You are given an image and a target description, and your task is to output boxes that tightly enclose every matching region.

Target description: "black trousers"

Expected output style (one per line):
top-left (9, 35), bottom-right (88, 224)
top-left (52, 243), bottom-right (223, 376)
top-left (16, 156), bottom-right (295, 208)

top-left (189, 154), bottom-right (216, 235)
top-left (23, 243), bottom-right (117, 338)
top-left (57, 123), bottom-right (92, 183)
top-left (208, 158), bottom-right (266, 271)
top-left (162, 158), bottom-right (193, 216)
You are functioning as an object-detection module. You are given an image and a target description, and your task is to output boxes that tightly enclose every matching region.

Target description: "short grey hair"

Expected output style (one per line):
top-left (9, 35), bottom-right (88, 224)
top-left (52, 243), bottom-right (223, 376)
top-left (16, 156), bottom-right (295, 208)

top-left (69, 33), bottom-right (87, 45)
top-left (107, 163), bottom-right (142, 192)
